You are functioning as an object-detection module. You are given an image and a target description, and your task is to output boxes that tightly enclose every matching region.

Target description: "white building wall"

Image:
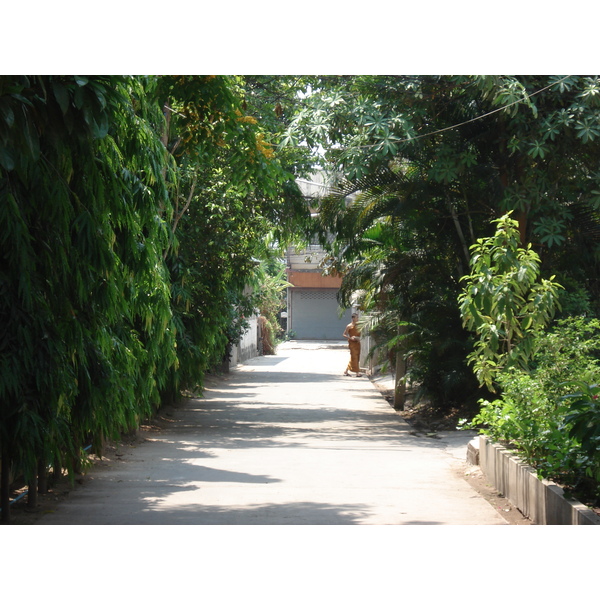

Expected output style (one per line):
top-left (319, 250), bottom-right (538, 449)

top-left (229, 313), bottom-right (259, 367)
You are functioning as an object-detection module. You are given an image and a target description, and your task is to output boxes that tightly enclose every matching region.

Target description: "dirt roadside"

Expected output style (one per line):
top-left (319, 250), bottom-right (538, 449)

top-left (457, 463), bottom-right (531, 525)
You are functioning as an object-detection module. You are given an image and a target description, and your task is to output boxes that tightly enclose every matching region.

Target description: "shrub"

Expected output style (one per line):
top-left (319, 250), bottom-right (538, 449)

top-left (465, 317), bottom-right (600, 505)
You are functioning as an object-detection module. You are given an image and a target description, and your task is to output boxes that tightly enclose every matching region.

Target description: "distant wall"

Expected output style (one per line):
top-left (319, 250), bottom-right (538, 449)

top-left (230, 313), bottom-right (259, 366)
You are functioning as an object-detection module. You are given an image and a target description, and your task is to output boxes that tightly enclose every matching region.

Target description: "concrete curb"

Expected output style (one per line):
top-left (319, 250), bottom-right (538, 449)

top-left (476, 435), bottom-right (600, 525)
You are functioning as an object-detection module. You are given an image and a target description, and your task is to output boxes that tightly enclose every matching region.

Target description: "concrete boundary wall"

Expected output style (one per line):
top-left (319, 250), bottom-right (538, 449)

top-left (477, 436), bottom-right (600, 525)
top-left (230, 314), bottom-right (259, 367)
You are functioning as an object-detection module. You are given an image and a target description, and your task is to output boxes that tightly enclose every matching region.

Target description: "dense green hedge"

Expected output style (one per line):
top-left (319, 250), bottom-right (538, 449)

top-left (0, 75), bottom-right (307, 522)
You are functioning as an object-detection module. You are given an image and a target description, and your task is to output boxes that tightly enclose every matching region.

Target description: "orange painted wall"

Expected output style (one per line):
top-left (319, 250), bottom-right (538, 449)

top-left (287, 270), bottom-right (343, 289)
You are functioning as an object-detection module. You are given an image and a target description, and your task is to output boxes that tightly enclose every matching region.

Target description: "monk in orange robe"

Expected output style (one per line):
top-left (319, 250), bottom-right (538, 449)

top-left (343, 313), bottom-right (362, 377)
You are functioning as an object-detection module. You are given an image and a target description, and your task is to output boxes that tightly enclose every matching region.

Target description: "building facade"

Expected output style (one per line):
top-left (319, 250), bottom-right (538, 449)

top-left (286, 174), bottom-right (353, 340)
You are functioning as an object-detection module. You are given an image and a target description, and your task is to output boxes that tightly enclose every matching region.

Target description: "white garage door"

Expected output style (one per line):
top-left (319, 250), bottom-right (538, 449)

top-left (290, 288), bottom-right (352, 340)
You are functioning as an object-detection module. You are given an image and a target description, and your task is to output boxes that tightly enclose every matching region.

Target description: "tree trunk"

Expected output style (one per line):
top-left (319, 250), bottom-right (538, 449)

top-left (27, 474), bottom-right (38, 509)
top-left (393, 350), bottom-right (406, 411)
top-left (38, 456), bottom-right (48, 494)
top-left (516, 210), bottom-right (528, 247)
top-left (393, 325), bottom-right (408, 411)
top-left (220, 343), bottom-right (231, 374)
top-left (51, 458), bottom-right (62, 486)
top-left (447, 196), bottom-right (471, 270)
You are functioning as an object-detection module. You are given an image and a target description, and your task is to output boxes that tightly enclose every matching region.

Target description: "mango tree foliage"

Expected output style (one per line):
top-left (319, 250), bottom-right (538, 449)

top-left (458, 214), bottom-right (563, 390)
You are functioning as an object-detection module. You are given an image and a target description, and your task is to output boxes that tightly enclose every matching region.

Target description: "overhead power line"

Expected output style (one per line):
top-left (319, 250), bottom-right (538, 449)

top-left (358, 75), bottom-right (572, 149)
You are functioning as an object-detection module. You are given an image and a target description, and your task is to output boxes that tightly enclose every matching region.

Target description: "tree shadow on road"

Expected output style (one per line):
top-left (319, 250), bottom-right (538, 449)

top-left (93, 500), bottom-right (382, 525)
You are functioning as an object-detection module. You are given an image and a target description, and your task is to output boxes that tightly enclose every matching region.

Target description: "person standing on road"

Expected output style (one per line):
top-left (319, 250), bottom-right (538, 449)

top-left (343, 313), bottom-right (362, 377)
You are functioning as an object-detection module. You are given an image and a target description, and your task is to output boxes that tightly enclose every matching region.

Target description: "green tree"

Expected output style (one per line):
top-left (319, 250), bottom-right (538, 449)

top-left (282, 75), bottom-right (600, 410)
top-left (318, 167), bottom-right (482, 408)
top-left (458, 213), bottom-right (563, 390)
top-left (154, 75), bottom-right (309, 399)
top-left (0, 74), bottom-right (309, 522)
top-left (0, 76), bottom-right (177, 521)
top-left (249, 253), bottom-right (292, 353)
top-left (284, 75), bottom-right (600, 278)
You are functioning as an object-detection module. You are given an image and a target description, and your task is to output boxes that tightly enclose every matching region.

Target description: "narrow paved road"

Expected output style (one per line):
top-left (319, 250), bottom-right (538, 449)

top-left (38, 341), bottom-right (508, 525)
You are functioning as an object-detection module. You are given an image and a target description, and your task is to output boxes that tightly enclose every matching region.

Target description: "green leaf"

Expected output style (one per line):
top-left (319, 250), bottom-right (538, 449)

top-left (575, 119), bottom-right (600, 143)
top-left (52, 81), bottom-right (70, 115)
top-left (589, 190), bottom-right (600, 211)
top-left (527, 140), bottom-right (547, 159)
top-left (91, 113), bottom-right (109, 139)
top-left (0, 99), bottom-right (15, 127)
top-left (0, 144), bottom-right (15, 170)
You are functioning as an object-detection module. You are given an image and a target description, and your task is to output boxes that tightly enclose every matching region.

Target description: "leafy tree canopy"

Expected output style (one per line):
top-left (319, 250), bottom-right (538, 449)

top-left (280, 75), bottom-right (600, 406)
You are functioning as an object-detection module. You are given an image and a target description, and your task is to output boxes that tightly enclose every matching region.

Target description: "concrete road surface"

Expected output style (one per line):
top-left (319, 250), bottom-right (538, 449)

top-left (37, 340), bottom-right (508, 525)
